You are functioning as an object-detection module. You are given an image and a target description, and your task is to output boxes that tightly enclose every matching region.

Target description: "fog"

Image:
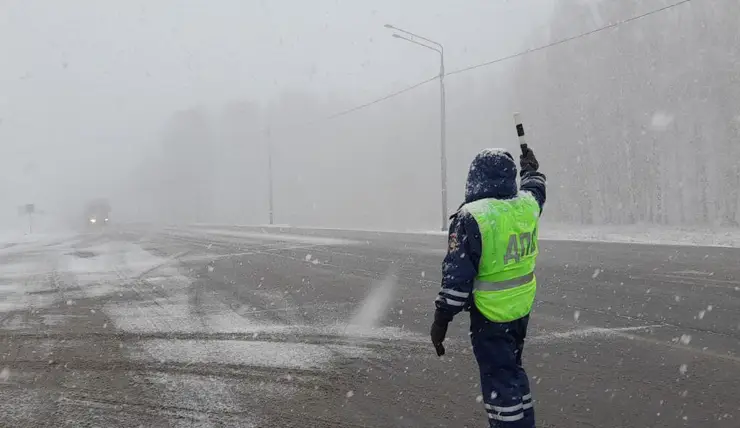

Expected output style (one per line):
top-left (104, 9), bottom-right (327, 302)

top-left (2, 0), bottom-right (737, 232)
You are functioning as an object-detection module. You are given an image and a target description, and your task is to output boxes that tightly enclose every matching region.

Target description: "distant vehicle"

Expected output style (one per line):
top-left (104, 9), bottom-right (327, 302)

top-left (84, 198), bottom-right (111, 228)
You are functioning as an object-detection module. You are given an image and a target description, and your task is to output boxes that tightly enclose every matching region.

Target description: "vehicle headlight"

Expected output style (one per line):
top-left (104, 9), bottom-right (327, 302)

top-left (90, 218), bottom-right (96, 223)
top-left (104, 218), bottom-right (109, 222)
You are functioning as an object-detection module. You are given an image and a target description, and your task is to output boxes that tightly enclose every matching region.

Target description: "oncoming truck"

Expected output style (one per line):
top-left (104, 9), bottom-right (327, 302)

top-left (84, 199), bottom-right (111, 228)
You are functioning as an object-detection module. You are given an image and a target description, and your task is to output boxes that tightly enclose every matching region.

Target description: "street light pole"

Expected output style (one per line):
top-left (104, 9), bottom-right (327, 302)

top-left (438, 53), bottom-right (448, 233)
top-left (385, 25), bottom-right (448, 231)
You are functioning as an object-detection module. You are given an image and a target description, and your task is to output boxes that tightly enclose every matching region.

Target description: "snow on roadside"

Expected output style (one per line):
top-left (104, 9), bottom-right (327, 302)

top-left (0, 231), bottom-right (79, 256)
top-left (184, 223), bottom-right (740, 248)
top-left (0, 250), bottom-right (61, 314)
top-left (0, 231), bottom-right (51, 246)
top-left (422, 223), bottom-right (740, 248)
top-left (0, 261), bottom-right (47, 280)
top-left (539, 223), bottom-right (740, 248)
top-left (190, 228), bottom-right (360, 246)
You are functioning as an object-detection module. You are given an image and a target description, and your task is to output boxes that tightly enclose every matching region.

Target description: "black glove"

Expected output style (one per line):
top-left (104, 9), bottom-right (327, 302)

top-left (430, 311), bottom-right (452, 356)
top-left (520, 146), bottom-right (539, 172)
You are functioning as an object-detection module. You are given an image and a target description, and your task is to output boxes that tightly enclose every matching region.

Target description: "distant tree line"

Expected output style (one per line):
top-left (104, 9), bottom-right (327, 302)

top-left (514, 0), bottom-right (739, 226)
top-left (128, 0), bottom-right (739, 229)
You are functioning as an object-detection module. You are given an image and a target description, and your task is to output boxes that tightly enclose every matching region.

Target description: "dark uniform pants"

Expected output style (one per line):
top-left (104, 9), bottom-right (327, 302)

top-left (470, 307), bottom-right (534, 428)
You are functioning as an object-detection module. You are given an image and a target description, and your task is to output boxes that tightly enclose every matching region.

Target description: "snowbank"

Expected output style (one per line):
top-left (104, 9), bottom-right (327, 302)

top-left (184, 223), bottom-right (740, 248)
top-left (0, 231), bottom-right (78, 253)
top-left (539, 223), bottom-right (740, 248)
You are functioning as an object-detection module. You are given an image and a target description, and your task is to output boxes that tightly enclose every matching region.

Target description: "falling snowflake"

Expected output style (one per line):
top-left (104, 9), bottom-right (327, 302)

top-left (207, 265), bottom-right (214, 272)
top-left (707, 305), bottom-right (713, 312)
top-left (698, 310), bottom-right (706, 320)
top-left (312, 259), bottom-right (320, 265)
top-left (421, 271), bottom-right (426, 278)
top-left (346, 390), bottom-right (354, 398)
top-left (679, 334), bottom-right (691, 345)
top-left (679, 364), bottom-right (688, 375)
top-left (592, 269), bottom-right (601, 279)
top-left (674, 295), bottom-right (681, 302)
top-left (0, 367), bottom-right (9, 381)
top-left (66, 300), bottom-right (74, 306)
top-left (305, 254), bottom-right (312, 261)
top-left (573, 311), bottom-right (581, 321)
top-left (650, 111), bottom-right (674, 131)
top-left (476, 395), bottom-right (483, 403)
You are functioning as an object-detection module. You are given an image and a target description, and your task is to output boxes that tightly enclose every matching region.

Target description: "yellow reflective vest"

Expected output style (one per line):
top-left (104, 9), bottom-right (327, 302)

top-left (462, 193), bottom-right (541, 322)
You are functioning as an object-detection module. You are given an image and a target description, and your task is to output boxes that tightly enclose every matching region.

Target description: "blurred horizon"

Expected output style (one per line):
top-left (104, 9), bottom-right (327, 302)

top-left (2, 0), bottom-right (738, 232)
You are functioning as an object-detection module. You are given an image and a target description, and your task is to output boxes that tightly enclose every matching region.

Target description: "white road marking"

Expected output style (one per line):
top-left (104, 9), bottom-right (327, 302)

top-left (527, 322), bottom-right (740, 364)
top-left (631, 274), bottom-right (740, 289)
top-left (177, 244), bottom-right (320, 263)
top-left (672, 270), bottom-right (714, 276)
top-left (529, 324), bottom-right (665, 345)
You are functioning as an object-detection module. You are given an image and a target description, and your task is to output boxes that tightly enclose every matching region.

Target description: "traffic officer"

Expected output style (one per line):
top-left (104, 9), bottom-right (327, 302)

top-left (431, 147), bottom-right (545, 427)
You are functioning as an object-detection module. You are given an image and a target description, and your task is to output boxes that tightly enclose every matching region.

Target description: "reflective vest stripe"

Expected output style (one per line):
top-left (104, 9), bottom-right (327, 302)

top-left (474, 272), bottom-right (535, 292)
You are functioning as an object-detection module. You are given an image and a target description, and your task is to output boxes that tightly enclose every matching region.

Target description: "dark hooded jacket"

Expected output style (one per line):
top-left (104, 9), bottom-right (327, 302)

top-left (434, 149), bottom-right (546, 321)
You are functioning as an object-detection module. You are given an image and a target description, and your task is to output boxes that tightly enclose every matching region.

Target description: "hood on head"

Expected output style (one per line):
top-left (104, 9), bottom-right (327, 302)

top-left (464, 148), bottom-right (518, 203)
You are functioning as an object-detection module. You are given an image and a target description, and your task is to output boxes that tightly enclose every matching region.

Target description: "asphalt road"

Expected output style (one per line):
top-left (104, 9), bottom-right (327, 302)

top-left (0, 225), bottom-right (738, 427)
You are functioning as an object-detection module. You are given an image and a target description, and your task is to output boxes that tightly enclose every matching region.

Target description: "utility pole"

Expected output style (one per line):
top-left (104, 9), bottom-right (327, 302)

top-left (24, 203), bottom-right (35, 234)
top-left (266, 127), bottom-right (274, 225)
top-left (385, 24), bottom-right (448, 231)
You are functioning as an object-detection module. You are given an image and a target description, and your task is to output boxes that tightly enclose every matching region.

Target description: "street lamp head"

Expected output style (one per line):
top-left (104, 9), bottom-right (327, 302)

top-left (392, 33), bottom-right (402, 39)
top-left (384, 24), bottom-right (395, 29)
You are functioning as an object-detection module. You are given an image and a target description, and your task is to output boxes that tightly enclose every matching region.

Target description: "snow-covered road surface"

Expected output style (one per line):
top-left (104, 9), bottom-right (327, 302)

top-left (1, 227), bottom-right (739, 427)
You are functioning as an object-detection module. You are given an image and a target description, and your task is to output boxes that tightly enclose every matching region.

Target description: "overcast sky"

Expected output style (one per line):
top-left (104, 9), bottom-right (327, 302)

top-left (0, 0), bottom-right (554, 226)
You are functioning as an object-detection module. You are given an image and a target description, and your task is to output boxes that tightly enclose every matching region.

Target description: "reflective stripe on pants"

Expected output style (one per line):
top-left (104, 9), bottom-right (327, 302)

top-left (471, 306), bottom-right (535, 428)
